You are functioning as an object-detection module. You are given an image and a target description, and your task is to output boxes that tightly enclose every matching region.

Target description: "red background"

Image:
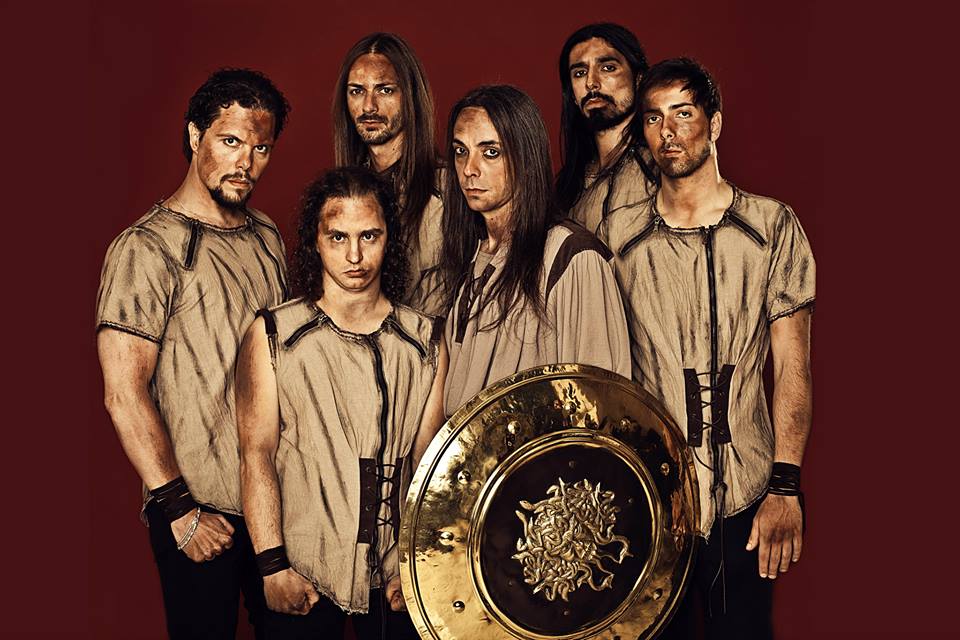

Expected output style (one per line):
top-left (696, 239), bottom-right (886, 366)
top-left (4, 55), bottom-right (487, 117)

top-left (6, 0), bottom-right (952, 638)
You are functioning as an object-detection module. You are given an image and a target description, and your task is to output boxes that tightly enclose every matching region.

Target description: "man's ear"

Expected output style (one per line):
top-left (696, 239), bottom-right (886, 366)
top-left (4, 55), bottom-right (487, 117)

top-left (188, 122), bottom-right (202, 155)
top-left (709, 111), bottom-right (723, 143)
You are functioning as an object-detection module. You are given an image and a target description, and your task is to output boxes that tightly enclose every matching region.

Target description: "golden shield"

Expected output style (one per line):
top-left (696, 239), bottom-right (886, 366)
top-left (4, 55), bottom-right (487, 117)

top-left (400, 364), bottom-right (699, 639)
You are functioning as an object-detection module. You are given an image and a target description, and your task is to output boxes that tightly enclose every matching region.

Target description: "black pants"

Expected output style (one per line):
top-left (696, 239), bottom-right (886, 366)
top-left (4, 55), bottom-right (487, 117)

top-left (264, 589), bottom-right (419, 640)
top-left (659, 498), bottom-right (774, 640)
top-left (146, 500), bottom-right (268, 640)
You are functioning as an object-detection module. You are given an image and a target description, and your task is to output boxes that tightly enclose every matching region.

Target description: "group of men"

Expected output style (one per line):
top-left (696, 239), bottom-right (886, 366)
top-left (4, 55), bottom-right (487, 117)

top-left (97, 22), bottom-right (815, 640)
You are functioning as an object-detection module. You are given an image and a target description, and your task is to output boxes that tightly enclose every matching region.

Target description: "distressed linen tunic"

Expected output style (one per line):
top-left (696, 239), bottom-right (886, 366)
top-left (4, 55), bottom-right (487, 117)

top-left (260, 298), bottom-right (440, 613)
top-left (96, 203), bottom-right (287, 513)
top-left (403, 190), bottom-right (446, 318)
top-left (598, 185), bottom-right (816, 535)
top-left (444, 222), bottom-right (632, 416)
top-left (569, 148), bottom-right (657, 235)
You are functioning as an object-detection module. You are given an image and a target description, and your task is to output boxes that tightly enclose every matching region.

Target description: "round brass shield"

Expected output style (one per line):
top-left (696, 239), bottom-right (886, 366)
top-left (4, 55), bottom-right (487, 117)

top-left (400, 364), bottom-right (699, 640)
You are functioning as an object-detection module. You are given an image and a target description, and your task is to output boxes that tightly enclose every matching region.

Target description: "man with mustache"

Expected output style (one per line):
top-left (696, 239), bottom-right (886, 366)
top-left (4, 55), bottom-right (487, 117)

top-left (556, 23), bottom-right (658, 235)
top-left (333, 33), bottom-right (446, 317)
top-left (599, 58), bottom-right (815, 639)
top-left (97, 68), bottom-right (290, 639)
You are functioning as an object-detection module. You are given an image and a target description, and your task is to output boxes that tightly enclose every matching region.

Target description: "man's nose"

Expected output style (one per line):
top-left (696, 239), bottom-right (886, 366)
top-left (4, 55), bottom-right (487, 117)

top-left (362, 91), bottom-right (377, 114)
top-left (585, 67), bottom-right (600, 91)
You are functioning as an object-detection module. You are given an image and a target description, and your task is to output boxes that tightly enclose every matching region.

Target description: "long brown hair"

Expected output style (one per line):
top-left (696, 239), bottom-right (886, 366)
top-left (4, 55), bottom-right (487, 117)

top-left (439, 85), bottom-right (563, 329)
top-left (331, 33), bottom-right (438, 248)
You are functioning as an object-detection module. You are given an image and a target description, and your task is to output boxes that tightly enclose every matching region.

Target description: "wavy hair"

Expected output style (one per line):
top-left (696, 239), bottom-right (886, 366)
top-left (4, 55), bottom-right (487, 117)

top-left (438, 85), bottom-right (563, 329)
top-left (331, 33), bottom-right (438, 248)
top-left (182, 67), bottom-right (290, 163)
top-left (290, 167), bottom-right (409, 304)
top-left (555, 23), bottom-right (653, 212)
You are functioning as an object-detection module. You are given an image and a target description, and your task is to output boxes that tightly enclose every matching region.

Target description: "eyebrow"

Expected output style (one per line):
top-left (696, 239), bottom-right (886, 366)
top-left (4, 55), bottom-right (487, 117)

top-left (347, 82), bottom-right (397, 89)
top-left (642, 102), bottom-right (697, 115)
top-left (451, 138), bottom-right (500, 146)
top-left (569, 55), bottom-right (623, 71)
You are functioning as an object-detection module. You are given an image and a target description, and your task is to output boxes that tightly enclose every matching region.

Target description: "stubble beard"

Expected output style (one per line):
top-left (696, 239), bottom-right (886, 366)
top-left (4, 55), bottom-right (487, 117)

top-left (659, 142), bottom-right (713, 179)
top-left (355, 114), bottom-right (403, 146)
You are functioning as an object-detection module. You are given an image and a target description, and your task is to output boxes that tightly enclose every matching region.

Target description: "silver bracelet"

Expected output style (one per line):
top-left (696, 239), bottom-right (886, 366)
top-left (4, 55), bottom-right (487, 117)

top-left (176, 507), bottom-right (202, 550)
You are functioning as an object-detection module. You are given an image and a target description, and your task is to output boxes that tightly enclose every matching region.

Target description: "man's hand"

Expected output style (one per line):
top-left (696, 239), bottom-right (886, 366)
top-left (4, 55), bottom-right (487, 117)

top-left (171, 511), bottom-right (235, 563)
top-left (386, 576), bottom-right (406, 612)
top-left (746, 493), bottom-right (803, 579)
top-left (263, 568), bottom-right (320, 615)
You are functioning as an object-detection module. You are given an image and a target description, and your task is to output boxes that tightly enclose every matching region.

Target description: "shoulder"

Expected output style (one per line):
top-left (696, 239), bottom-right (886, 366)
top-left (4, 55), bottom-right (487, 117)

top-left (545, 221), bottom-right (615, 297)
top-left (103, 206), bottom-right (185, 267)
top-left (598, 197), bottom-right (656, 256)
top-left (260, 297), bottom-right (318, 343)
top-left (726, 186), bottom-right (803, 245)
top-left (246, 207), bottom-right (283, 238)
top-left (392, 304), bottom-right (443, 347)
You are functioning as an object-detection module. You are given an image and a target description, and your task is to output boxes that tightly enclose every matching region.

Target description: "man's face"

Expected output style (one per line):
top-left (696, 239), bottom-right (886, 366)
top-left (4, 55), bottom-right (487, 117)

top-left (568, 37), bottom-right (636, 132)
top-left (452, 107), bottom-right (512, 216)
top-left (192, 103), bottom-right (275, 210)
top-left (346, 53), bottom-right (404, 146)
top-left (642, 81), bottom-right (718, 179)
top-left (316, 194), bottom-right (387, 295)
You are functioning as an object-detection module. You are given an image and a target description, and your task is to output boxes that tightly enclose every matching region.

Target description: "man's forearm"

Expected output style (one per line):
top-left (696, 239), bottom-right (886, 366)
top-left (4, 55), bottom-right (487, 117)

top-left (241, 450), bottom-right (285, 553)
top-left (770, 313), bottom-right (813, 465)
top-left (104, 388), bottom-right (182, 490)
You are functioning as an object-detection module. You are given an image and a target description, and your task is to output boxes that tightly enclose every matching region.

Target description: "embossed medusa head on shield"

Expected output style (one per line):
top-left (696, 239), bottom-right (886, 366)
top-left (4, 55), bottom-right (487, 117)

top-left (513, 478), bottom-right (633, 602)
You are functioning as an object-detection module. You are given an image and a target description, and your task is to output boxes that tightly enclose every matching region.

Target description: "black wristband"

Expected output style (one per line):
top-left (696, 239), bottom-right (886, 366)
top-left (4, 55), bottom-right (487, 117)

top-left (767, 462), bottom-right (802, 496)
top-left (150, 476), bottom-right (199, 522)
top-left (256, 546), bottom-right (291, 577)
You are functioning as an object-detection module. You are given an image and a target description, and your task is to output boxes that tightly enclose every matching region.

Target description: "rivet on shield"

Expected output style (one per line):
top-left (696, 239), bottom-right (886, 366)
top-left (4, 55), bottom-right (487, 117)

top-left (620, 418), bottom-right (631, 429)
top-left (661, 463), bottom-right (670, 476)
top-left (457, 470), bottom-right (471, 484)
top-left (568, 460), bottom-right (577, 469)
top-left (652, 588), bottom-right (663, 600)
top-left (439, 531), bottom-right (454, 542)
top-left (506, 420), bottom-right (518, 435)
top-left (563, 401), bottom-right (576, 414)
top-left (452, 600), bottom-right (465, 611)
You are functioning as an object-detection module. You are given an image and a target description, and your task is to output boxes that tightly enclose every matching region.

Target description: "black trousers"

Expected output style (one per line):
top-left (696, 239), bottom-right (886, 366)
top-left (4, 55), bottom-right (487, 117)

top-left (659, 498), bottom-right (774, 640)
top-left (145, 500), bottom-right (268, 640)
top-left (263, 589), bottom-right (419, 640)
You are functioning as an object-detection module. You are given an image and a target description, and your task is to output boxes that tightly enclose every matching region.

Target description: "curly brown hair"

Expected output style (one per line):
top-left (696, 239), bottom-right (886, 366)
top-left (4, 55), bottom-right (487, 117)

top-left (290, 167), bottom-right (409, 304)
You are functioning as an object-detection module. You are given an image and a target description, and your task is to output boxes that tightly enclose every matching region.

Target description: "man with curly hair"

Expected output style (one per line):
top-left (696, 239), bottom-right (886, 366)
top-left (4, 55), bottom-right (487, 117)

top-left (96, 68), bottom-right (290, 638)
top-left (333, 32), bottom-right (446, 317)
top-left (237, 167), bottom-right (447, 639)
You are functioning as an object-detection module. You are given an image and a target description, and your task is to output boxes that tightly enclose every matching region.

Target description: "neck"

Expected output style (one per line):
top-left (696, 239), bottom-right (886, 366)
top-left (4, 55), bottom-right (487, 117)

top-left (480, 204), bottom-right (513, 254)
top-left (367, 131), bottom-right (405, 173)
top-left (318, 277), bottom-right (391, 334)
top-left (657, 155), bottom-right (732, 228)
top-left (594, 113), bottom-right (633, 171)
top-left (165, 166), bottom-right (246, 227)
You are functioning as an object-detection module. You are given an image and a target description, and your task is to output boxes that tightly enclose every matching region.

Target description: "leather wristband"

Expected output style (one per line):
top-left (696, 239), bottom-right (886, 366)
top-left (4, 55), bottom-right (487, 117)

top-left (150, 476), bottom-right (199, 522)
top-left (256, 546), bottom-right (291, 577)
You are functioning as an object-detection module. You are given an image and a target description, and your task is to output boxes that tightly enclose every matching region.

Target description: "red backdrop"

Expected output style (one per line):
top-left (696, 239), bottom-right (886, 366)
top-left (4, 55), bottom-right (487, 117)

top-left (7, 0), bottom-right (952, 638)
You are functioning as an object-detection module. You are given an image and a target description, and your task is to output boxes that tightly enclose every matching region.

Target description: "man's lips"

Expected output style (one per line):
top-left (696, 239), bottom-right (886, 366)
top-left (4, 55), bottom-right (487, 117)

top-left (344, 269), bottom-right (367, 277)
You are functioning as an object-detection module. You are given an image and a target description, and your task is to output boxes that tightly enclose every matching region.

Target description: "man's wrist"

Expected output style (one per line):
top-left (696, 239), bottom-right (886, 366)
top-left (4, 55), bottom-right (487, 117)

top-left (256, 545), bottom-right (291, 577)
top-left (150, 476), bottom-right (199, 522)
top-left (767, 461), bottom-right (801, 496)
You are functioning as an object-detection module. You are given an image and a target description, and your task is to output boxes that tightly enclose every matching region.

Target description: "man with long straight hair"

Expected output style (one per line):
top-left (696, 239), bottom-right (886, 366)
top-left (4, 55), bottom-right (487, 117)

top-left (332, 32), bottom-right (446, 317)
top-left (599, 58), bottom-right (815, 639)
top-left (438, 85), bottom-right (631, 417)
top-left (97, 68), bottom-right (290, 639)
top-left (556, 23), bottom-right (658, 234)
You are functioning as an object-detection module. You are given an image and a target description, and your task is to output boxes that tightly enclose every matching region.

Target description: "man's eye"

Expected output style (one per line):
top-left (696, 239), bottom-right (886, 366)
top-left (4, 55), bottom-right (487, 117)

top-left (483, 148), bottom-right (500, 159)
top-left (572, 69), bottom-right (586, 79)
top-left (332, 233), bottom-right (345, 242)
top-left (453, 146), bottom-right (466, 157)
top-left (348, 88), bottom-right (363, 96)
top-left (602, 64), bottom-right (616, 72)
top-left (254, 145), bottom-right (270, 154)
top-left (678, 111), bottom-right (691, 118)
top-left (224, 137), bottom-right (239, 146)
top-left (379, 86), bottom-right (394, 95)
top-left (362, 232), bottom-right (376, 241)
top-left (646, 116), bottom-right (660, 125)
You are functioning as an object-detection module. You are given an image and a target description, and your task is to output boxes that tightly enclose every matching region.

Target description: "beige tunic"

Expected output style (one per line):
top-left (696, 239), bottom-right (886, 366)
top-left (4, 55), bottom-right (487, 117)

top-left (569, 149), bottom-right (657, 235)
top-left (444, 222), bottom-right (632, 416)
top-left (598, 185), bottom-right (816, 535)
top-left (260, 299), bottom-right (440, 613)
top-left (96, 203), bottom-right (287, 513)
top-left (403, 189), bottom-right (446, 318)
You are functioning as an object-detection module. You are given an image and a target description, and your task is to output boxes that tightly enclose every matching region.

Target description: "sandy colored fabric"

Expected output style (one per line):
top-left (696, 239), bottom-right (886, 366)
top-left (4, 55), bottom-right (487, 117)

top-left (403, 189), bottom-right (446, 318)
top-left (262, 299), bottom-right (439, 613)
top-left (568, 148), bottom-right (657, 235)
top-left (96, 203), bottom-right (288, 514)
top-left (443, 221), bottom-right (632, 417)
top-left (598, 185), bottom-right (815, 535)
